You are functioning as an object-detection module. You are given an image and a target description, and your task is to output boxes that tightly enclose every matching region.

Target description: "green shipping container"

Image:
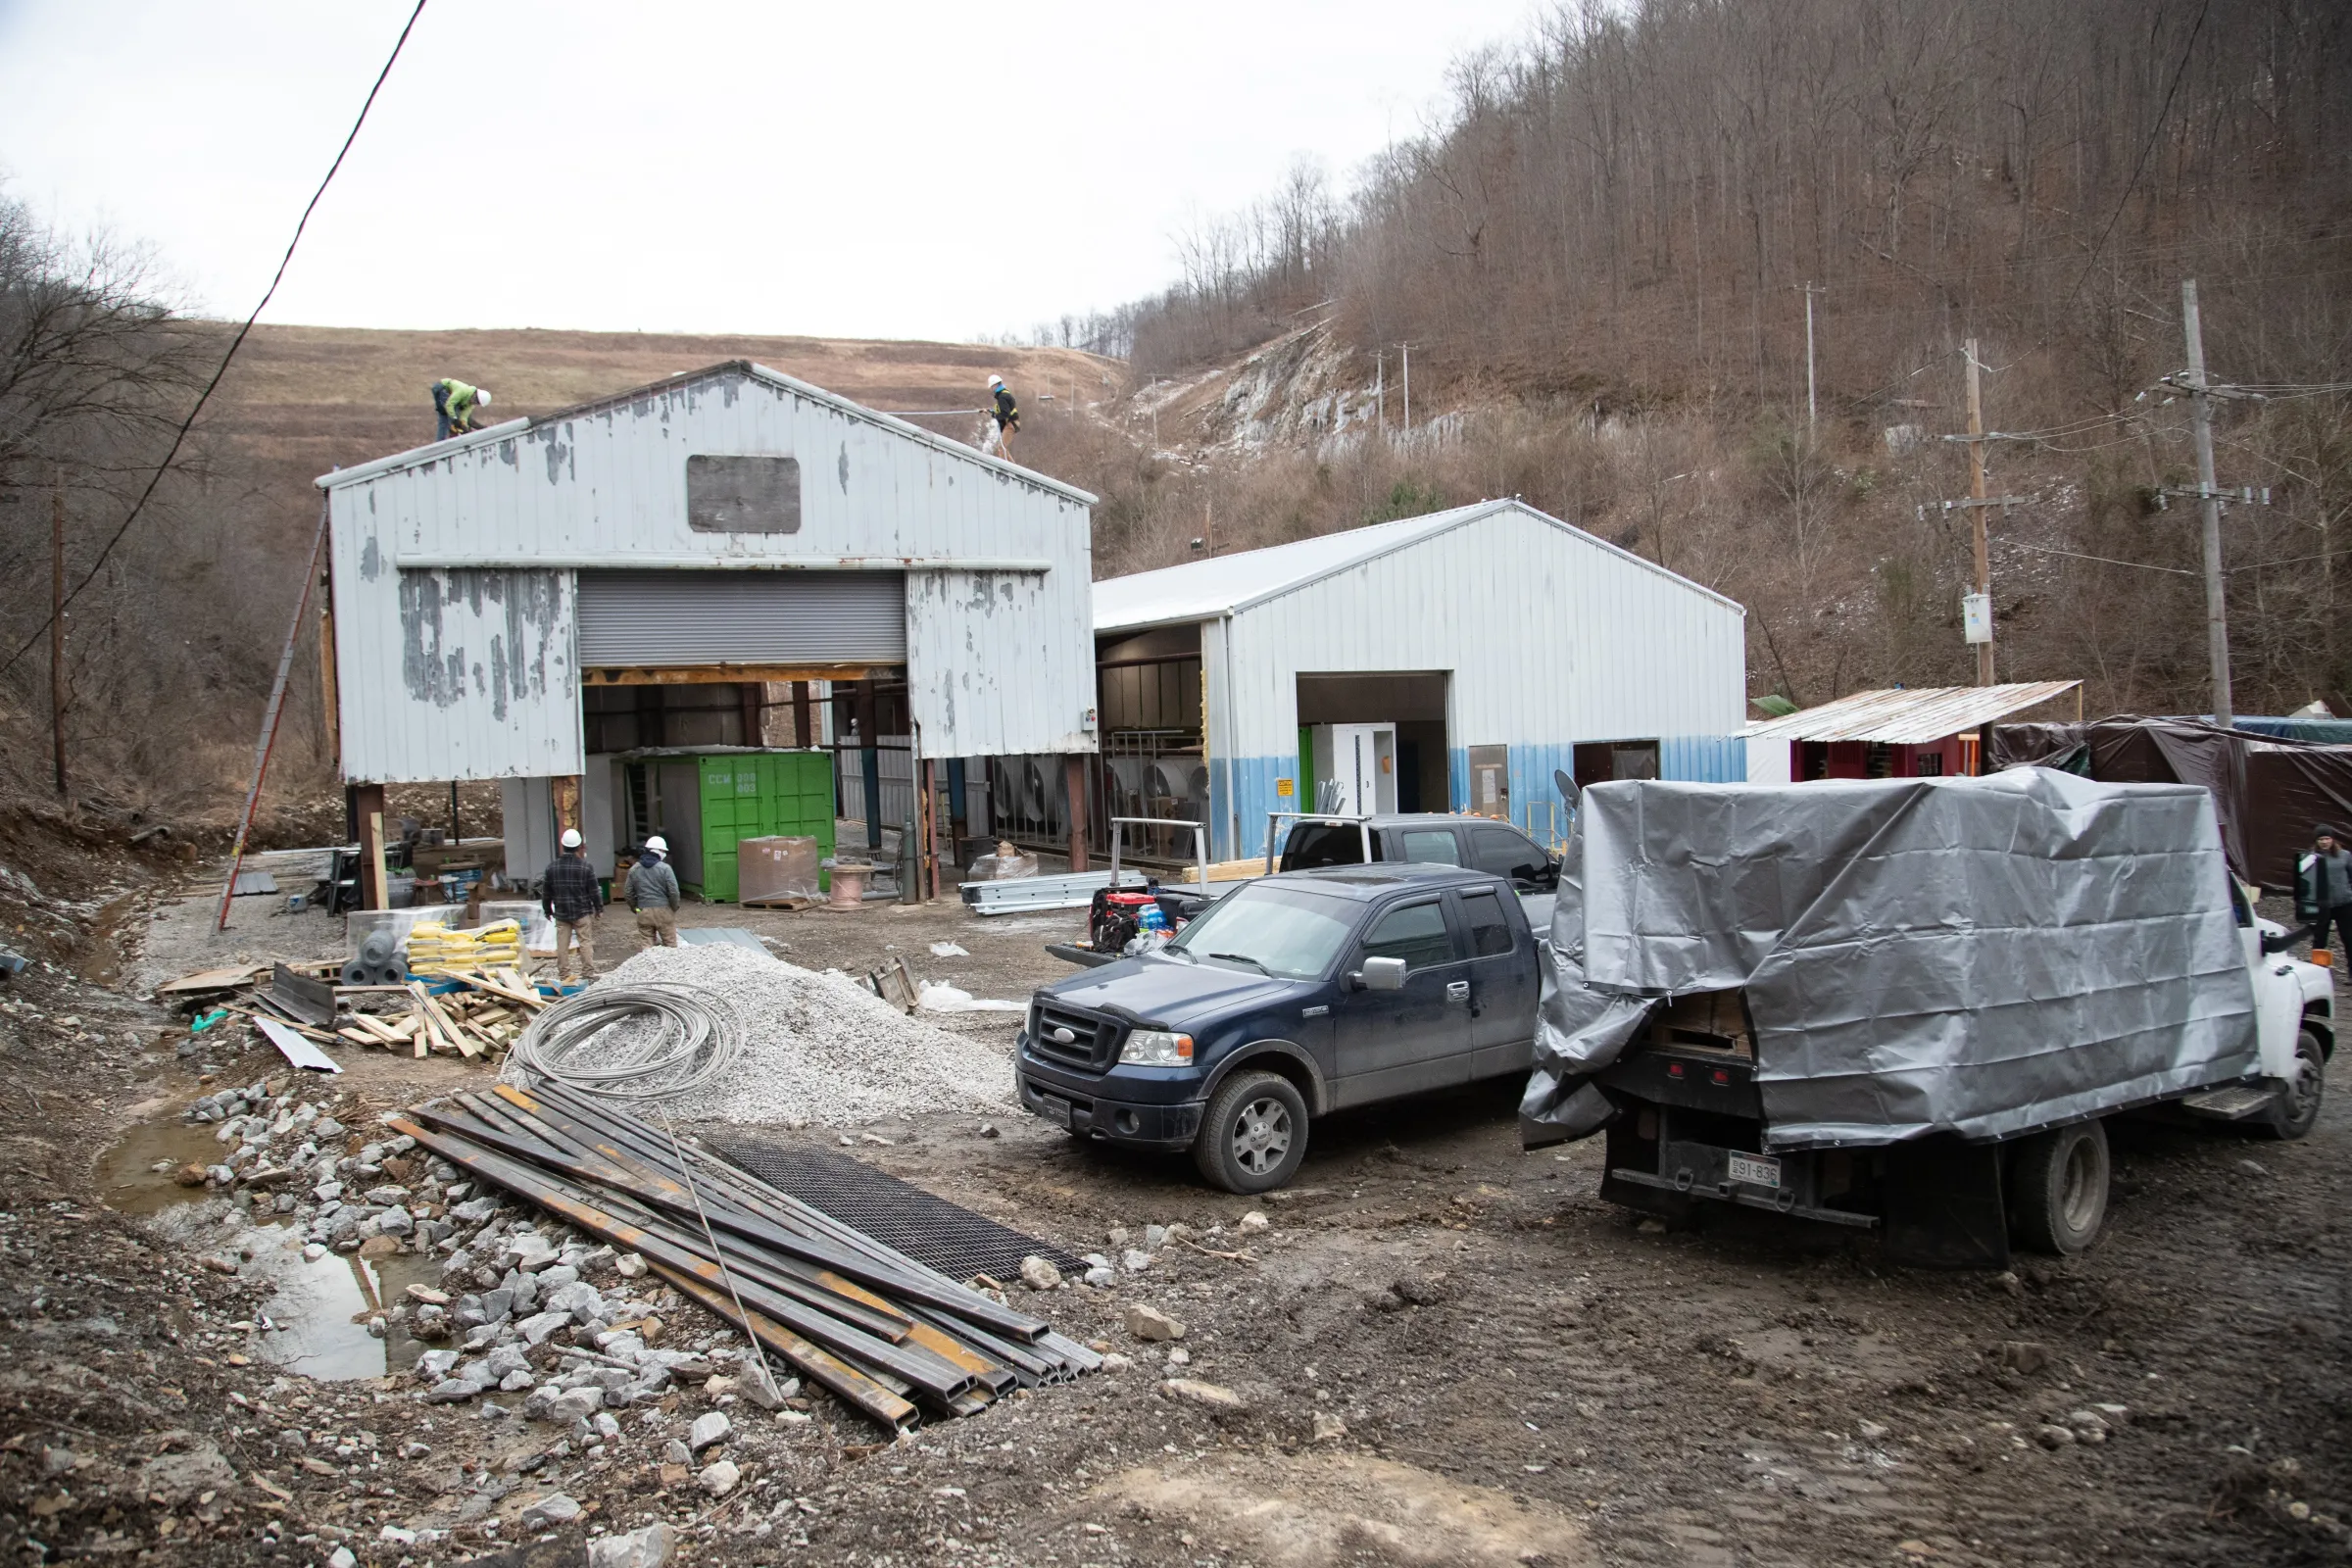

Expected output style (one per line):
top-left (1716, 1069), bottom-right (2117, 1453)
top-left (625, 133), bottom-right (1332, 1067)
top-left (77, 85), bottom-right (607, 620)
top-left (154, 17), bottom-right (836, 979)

top-left (688, 751), bottom-right (837, 902)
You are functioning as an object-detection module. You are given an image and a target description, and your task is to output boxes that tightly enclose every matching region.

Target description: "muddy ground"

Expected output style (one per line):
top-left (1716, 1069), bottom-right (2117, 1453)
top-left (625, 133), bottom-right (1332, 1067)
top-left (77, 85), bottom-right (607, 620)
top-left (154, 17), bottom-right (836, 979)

top-left (0, 839), bottom-right (2346, 1567)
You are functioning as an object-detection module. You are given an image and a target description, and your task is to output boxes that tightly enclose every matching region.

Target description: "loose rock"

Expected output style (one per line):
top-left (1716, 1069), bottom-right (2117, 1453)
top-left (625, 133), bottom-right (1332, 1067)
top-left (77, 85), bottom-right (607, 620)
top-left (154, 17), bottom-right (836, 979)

top-left (1018, 1254), bottom-right (1063, 1291)
top-left (1125, 1302), bottom-right (1187, 1342)
top-left (587, 1523), bottom-right (680, 1568)
top-left (1161, 1378), bottom-right (1246, 1411)
top-left (1998, 1341), bottom-right (2053, 1375)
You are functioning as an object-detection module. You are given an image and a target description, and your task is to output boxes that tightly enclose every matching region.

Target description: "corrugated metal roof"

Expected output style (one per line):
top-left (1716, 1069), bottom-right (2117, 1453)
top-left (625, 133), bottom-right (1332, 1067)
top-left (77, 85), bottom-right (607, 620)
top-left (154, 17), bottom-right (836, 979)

top-left (317, 360), bottom-right (1098, 507)
top-left (1093, 499), bottom-right (1742, 632)
top-left (1742, 682), bottom-right (2082, 744)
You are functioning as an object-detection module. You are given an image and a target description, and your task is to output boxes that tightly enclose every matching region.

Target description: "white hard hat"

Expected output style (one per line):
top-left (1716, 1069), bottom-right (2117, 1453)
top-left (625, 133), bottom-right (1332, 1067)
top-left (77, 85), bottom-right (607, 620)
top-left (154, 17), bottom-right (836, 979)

top-left (987, 372), bottom-right (1004, 388)
top-left (645, 835), bottom-right (668, 854)
top-left (560, 828), bottom-right (583, 850)
top-left (475, 388), bottom-right (492, 407)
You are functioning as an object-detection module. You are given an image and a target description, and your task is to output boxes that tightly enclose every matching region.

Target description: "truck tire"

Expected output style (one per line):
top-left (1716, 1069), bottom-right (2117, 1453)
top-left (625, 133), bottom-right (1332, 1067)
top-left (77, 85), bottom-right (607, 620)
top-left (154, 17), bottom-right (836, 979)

top-left (2257, 1026), bottom-right (2328, 1141)
top-left (1192, 1070), bottom-right (1308, 1195)
top-left (2008, 1118), bottom-right (2110, 1256)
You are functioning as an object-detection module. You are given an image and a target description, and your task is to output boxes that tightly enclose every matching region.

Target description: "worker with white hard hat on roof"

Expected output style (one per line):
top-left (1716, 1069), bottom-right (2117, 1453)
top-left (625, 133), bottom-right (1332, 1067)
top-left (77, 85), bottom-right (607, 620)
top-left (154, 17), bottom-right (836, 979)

top-left (430, 378), bottom-right (492, 441)
top-left (627, 833), bottom-right (683, 952)
top-left (539, 826), bottom-right (603, 984)
top-left (983, 372), bottom-right (1018, 461)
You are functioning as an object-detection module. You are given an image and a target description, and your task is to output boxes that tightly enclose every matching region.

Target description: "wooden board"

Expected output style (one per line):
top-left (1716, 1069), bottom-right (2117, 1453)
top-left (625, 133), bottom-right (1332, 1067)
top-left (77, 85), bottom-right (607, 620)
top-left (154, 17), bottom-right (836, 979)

top-left (158, 965), bottom-right (264, 994)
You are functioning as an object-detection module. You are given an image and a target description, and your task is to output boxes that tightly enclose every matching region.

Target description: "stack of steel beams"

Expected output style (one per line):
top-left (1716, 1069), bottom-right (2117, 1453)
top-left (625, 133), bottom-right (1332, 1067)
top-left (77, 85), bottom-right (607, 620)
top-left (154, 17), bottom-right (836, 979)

top-left (390, 1081), bottom-right (1100, 1429)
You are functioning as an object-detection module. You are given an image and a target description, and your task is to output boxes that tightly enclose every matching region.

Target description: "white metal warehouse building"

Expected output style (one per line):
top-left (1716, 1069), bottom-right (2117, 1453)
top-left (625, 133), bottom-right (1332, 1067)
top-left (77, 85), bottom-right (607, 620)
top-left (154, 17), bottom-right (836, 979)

top-left (318, 360), bottom-right (1099, 880)
top-left (1089, 499), bottom-right (1747, 861)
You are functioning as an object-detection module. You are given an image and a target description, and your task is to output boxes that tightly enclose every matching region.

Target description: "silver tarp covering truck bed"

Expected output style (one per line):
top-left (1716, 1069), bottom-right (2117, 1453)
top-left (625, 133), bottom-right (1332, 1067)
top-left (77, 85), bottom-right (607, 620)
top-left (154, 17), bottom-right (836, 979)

top-left (1521, 768), bottom-right (2259, 1150)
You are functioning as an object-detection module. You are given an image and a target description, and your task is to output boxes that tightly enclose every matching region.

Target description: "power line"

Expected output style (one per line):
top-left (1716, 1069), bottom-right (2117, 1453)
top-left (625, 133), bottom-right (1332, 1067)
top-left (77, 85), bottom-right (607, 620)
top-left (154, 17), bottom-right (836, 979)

top-left (2060, 0), bottom-right (2211, 317)
top-left (2007, 542), bottom-right (2200, 576)
top-left (1, 0), bottom-right (429, 678)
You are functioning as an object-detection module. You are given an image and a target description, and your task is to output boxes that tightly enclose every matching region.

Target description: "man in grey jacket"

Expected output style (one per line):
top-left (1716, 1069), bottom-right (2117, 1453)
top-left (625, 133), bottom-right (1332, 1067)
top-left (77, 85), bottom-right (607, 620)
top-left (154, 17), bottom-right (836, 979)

top-left (627, 835), bottom-right (683, 951)
top-left (2296, 827), bottom-right (2352, 961)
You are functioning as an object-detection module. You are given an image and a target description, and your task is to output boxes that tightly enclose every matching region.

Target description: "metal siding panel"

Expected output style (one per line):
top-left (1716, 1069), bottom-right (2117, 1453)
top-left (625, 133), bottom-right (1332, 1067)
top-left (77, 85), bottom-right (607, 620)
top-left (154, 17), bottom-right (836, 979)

top-left (331, 477), bottom-right (581, 785)
top-left (574, 570), bottom-right (906, 664)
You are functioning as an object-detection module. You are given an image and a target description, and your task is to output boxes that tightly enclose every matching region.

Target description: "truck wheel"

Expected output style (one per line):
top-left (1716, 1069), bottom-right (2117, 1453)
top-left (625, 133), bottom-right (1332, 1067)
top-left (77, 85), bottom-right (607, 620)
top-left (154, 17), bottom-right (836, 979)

top-left (2008, 1118), bottom-right (2110, 1256)
top-left (1192, 1071), bottom-right (1308, 1194)
top-left (2257, 1026), bottom-right (2328, 1141)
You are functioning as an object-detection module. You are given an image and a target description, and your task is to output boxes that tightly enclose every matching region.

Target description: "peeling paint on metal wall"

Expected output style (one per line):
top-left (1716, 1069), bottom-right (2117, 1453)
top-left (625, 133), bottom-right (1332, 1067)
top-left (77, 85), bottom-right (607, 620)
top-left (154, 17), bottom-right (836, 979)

top-left (333, 468), bottom-right (582, 782)
top-left (905, 562), bottom-right (1095, 758)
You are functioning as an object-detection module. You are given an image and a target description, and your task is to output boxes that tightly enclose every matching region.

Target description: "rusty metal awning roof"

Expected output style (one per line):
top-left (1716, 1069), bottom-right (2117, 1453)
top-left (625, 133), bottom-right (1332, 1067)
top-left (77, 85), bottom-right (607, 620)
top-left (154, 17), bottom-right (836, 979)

top-left (1742, 681), bottom-right (2082, 745)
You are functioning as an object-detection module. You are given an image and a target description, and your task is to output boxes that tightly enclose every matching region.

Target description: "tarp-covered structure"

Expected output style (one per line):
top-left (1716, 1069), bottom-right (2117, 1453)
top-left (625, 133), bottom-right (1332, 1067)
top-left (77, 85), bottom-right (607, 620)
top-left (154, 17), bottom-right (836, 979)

top-left (1990, 717), bottom-right (2352, 890)
top-left (1521, 770), bottom-right (2259, 1152)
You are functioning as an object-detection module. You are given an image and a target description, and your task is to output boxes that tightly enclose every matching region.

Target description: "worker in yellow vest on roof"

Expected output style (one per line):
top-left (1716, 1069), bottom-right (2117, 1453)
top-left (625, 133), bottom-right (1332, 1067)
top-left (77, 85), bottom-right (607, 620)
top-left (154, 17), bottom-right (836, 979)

top-left (431, 378), bottom-right (491, 440)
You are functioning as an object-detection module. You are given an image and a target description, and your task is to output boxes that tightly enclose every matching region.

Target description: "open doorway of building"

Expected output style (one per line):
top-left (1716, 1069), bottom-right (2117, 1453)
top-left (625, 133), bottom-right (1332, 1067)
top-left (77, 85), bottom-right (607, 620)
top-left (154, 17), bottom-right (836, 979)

top-left (1573, 738), bottom-right (1661, 788)
top-left (1296, 672), bottom-right (1449, 814)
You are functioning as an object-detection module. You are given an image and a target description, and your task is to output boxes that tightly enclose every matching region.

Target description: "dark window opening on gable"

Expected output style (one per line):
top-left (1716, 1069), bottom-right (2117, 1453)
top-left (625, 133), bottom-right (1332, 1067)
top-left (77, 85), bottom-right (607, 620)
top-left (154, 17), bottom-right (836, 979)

top-left (687, 455), bottom-right (802, 533)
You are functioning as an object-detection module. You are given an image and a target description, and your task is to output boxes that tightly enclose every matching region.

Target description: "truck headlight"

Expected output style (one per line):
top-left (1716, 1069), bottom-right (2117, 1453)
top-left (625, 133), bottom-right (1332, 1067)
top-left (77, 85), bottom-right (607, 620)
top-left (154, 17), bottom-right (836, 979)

top-left (1119, 1029), bottom-right (1194, 1065)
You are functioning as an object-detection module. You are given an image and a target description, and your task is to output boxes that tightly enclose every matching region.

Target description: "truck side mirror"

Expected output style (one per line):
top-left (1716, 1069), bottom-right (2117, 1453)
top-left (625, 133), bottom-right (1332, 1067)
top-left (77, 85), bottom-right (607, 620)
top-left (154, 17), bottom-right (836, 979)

top-left (1352, 956), bottom-right (1407, 992)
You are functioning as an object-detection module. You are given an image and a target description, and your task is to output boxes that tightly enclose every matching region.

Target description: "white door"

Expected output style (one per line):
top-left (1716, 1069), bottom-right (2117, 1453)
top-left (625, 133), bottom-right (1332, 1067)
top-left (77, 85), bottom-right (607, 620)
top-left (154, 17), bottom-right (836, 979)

top-left (2235, 883), bottom-right (2304, 1079)
top-left (1328, 724), bottom-right (1398, 815)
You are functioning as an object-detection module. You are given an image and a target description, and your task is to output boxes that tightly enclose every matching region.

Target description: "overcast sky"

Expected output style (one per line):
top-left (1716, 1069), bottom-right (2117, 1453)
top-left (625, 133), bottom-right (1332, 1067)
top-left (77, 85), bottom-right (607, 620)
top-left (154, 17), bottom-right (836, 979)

top-left (0, 0), bottom-right (1538, 341)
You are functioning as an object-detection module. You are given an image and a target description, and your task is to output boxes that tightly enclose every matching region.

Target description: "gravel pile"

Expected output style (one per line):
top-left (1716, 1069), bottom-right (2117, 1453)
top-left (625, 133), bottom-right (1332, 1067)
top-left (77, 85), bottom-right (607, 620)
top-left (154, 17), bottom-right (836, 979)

top-left (562, 943), bottom-right (1014, 1125)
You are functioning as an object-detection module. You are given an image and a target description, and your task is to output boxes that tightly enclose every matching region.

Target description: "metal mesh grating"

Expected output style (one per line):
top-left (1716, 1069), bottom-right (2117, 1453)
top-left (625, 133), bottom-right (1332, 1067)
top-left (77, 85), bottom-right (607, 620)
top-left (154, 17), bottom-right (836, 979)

top-left (695, 1132), bottom-right (1086, 1283)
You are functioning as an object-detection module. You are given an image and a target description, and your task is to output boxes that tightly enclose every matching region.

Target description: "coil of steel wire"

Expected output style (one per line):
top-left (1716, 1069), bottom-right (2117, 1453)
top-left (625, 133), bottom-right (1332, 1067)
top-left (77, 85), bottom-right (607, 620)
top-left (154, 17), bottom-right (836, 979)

top-left (509, 981), bottom-right (741, 1099)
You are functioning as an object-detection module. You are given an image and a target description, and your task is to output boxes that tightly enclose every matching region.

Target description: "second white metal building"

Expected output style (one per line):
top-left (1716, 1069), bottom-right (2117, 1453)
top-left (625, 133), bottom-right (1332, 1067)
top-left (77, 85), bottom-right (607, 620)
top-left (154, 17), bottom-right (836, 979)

top-left (1089, 499), bottom-right (1748, 859)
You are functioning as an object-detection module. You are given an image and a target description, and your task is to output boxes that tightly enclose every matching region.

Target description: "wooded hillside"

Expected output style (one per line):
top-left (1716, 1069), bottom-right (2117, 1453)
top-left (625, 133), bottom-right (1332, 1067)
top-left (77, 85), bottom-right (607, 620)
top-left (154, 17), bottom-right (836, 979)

top-left (1079, 0), bottom-right (2352, 718)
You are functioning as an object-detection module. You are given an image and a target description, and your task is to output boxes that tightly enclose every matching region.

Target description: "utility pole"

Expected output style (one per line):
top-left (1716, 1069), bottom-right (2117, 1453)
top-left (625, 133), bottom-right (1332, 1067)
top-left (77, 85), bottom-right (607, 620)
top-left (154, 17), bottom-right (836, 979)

top-left (1964, 339), bottom-right (1994, 686)
top-left (1797, 282), bottom-right (1824, 432)
top-left (50, 469), bottom-right (68, 795)
top-left (1374, 351), bottom-right (1385, 434)
top-left (2181, 278), bottom-right (2233, 728)
top-left (1401, 343), bottom-right (1412, 438)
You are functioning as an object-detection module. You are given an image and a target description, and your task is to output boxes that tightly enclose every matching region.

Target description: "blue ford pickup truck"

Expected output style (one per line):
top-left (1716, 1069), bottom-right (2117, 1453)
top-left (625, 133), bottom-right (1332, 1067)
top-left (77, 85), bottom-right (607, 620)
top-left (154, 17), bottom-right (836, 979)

top-left (1015, 864), bottom-right (1544, 1193)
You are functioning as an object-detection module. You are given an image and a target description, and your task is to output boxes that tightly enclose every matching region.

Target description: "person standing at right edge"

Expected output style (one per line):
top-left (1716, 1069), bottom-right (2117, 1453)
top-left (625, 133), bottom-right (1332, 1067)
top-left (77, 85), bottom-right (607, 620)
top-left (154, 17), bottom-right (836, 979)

top-left (2295, 827), bottom-right (2352, 966)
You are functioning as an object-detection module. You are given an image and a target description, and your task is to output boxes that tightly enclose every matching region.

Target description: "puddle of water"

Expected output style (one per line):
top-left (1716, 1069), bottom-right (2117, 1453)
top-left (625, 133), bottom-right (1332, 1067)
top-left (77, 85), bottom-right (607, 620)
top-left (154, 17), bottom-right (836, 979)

top-left (94, 1115), bottom-right (230, 1215)
top-left (100, 1094), bottom-right (445, 1383)
top-left (247, 1227), bottom-right (439, 1381)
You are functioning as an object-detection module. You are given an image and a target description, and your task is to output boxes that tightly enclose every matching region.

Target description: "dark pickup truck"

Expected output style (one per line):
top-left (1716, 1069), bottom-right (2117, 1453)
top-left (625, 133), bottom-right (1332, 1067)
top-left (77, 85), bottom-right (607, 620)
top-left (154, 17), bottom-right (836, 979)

top-left (1016, 864), bottom-right (1544, 1193)
top-left (1275, 811), bottom-right (1561, 890)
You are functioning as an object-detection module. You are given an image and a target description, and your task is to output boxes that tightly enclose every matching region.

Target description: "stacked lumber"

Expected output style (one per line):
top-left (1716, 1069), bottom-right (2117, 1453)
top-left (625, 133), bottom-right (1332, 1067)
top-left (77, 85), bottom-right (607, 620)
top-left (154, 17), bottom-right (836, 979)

top-left (392, 1081), bottom-right (1101, 1429)
top-left (406, 919), bottom-right (524, 975)
top-left (333, 967), bottom-right (549, 1061)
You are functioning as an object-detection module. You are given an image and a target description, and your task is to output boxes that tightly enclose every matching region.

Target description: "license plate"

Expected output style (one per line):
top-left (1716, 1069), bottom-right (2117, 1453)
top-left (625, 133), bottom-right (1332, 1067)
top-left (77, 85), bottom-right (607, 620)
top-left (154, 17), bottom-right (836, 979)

top-left (1728, 1152), bottom-right (1781, 1189)
top-left (1037, 1094), bottom-right (1075, 1130)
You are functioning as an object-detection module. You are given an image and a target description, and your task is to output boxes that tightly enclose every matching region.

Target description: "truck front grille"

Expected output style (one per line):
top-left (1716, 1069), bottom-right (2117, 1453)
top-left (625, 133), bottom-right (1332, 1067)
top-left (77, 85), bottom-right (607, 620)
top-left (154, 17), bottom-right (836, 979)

top-left (1031, 1003), bottom-right (1117, 1069)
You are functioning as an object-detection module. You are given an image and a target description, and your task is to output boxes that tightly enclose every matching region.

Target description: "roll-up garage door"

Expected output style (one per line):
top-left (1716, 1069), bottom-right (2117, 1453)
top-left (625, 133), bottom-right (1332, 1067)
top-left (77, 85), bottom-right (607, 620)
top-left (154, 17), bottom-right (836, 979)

top-left (574, 570), bottom-right (906, 665)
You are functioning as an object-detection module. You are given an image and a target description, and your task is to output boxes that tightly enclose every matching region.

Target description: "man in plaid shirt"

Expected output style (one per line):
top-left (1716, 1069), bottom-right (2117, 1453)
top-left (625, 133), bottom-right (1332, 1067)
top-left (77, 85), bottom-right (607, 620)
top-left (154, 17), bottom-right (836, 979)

top-left (540, 829), bottom-right (604, 983)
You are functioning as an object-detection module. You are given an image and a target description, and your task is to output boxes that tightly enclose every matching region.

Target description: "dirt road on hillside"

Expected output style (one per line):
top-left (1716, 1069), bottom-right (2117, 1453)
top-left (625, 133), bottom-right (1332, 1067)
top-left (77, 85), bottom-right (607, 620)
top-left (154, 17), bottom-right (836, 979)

top-left (0, 858), bottom-right (2344, 1567)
